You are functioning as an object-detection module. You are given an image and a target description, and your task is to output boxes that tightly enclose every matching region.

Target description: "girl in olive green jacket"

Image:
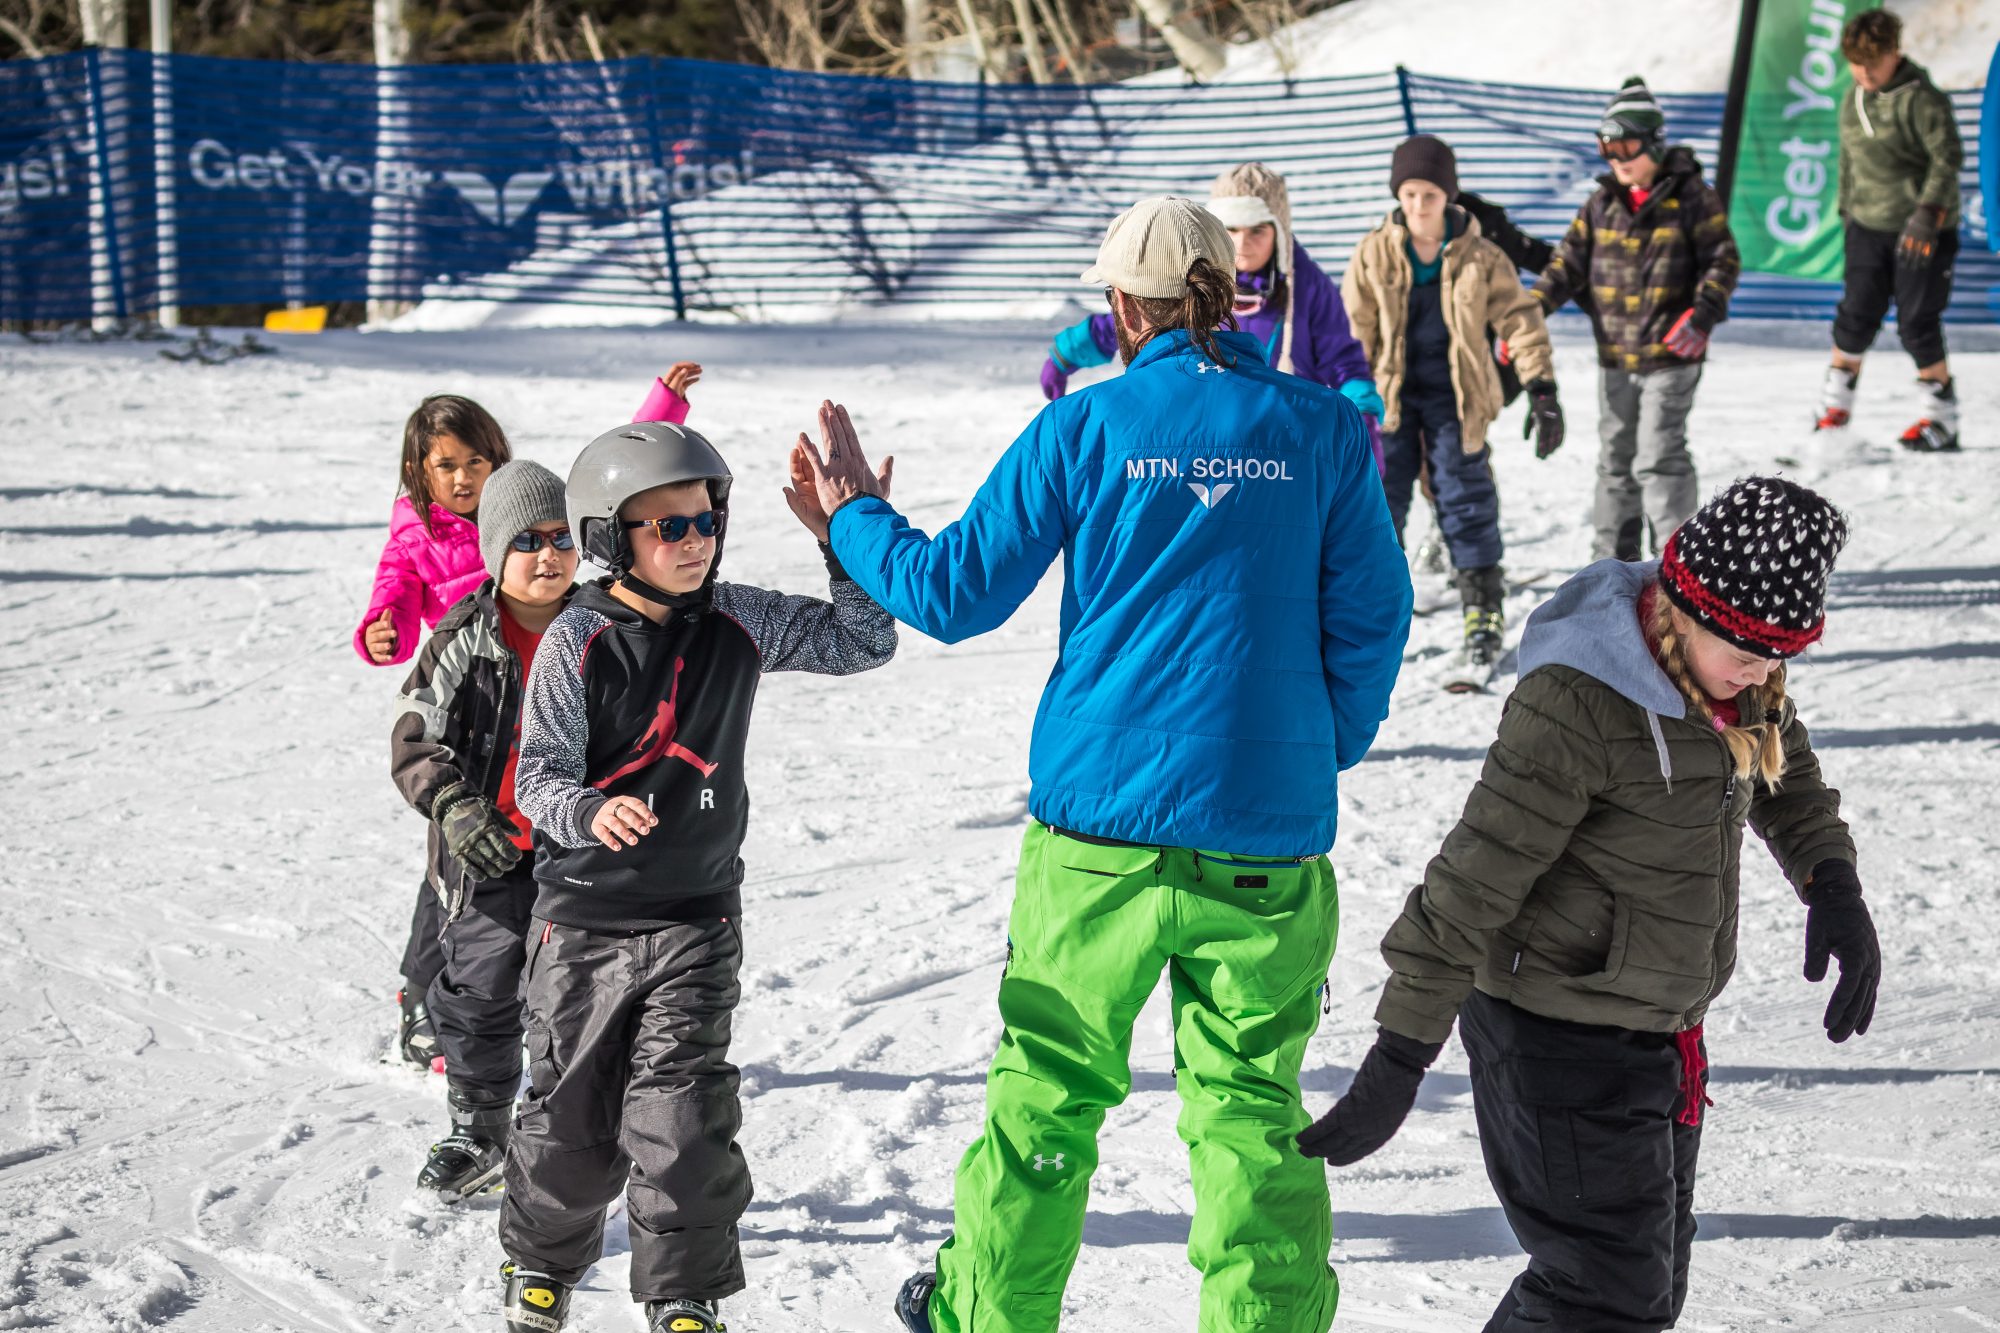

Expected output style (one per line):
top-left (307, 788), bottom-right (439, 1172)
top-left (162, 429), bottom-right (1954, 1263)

top-left (1299, 476), bottom-right (1882, 1333)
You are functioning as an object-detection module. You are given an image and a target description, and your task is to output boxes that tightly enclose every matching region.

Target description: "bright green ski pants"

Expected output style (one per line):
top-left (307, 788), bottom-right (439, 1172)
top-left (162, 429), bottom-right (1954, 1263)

top-left (932, 822), bottom-right (1341, 1333)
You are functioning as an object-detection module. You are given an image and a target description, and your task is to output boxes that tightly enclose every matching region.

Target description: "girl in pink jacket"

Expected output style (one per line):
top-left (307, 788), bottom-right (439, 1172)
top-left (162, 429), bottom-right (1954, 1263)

top-left (374, 362), bottom-right (702, 1075)
top-left (355, 364), bottom-right (701, 668)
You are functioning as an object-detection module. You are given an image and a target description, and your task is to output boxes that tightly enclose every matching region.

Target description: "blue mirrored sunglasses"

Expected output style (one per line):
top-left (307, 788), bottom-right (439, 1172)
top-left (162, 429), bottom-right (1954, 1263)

top-left (509, 528), bottom-right (575, 553)
top-left (623, 510), bottom-right (721, 543)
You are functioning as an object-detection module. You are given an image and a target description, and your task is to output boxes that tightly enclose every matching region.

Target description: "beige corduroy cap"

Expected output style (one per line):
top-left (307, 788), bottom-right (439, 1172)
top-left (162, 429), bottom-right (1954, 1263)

top-left (1079, 196), bottom-right (1234, 300)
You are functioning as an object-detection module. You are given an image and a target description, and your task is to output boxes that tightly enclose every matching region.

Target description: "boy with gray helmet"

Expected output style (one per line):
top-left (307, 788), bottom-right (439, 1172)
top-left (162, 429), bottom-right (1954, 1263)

top-left (498, 420), bottom-right (896, 1333)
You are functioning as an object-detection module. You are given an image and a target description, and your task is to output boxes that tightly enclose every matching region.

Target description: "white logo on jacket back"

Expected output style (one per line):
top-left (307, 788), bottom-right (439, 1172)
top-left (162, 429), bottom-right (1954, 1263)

top-left (1125, 454), bottom-right (1294, 513)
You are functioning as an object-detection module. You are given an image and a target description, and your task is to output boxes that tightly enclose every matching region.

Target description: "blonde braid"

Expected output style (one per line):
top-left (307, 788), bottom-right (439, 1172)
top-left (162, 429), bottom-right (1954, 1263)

top-left (1648, 587), bottom-right (1789, 786)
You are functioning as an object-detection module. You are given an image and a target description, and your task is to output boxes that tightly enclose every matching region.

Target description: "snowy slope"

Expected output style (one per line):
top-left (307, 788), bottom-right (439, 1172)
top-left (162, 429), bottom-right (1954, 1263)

top-left (2, 319), bottom-right (1999, 1332)
top-left (1196, 0), bottom-right (1997, 90)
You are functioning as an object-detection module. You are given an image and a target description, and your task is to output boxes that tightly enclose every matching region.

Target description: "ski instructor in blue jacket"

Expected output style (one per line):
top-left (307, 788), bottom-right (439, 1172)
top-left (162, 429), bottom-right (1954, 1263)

top-left (801, 196), bottom-right (1413, 1333)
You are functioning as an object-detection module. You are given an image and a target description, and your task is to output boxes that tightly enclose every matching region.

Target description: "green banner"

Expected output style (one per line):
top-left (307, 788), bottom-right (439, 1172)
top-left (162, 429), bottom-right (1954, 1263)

top-left (1726, 0), bottom-right (1880, 279)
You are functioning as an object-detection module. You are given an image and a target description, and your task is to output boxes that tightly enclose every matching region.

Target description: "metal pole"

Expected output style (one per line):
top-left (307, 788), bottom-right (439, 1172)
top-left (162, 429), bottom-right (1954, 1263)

top-left (1394, 65), bottom-right (1419, 137)
top-left (83, 47), bottom-right (130, 327)
top-left (646, 59), bottom-right (687, 321)
top-left (366, 0), bottom-right (411, 325)
top-left (151, 0), bottom-right (178, 326)
top-left (1714, 0), bottom-right (1764, 208)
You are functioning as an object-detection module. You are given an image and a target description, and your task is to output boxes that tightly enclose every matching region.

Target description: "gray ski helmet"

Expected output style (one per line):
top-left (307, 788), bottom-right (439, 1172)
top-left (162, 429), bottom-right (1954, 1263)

top-left (565, 420), bottom-right (733, 574)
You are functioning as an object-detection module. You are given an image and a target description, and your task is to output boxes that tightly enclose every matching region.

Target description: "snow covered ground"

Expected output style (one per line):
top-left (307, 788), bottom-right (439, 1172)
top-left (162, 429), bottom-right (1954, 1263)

top-left (1189, 0), bottom-right (1997, 90)
top-left (2, 315), bottom-right (1998, 1332)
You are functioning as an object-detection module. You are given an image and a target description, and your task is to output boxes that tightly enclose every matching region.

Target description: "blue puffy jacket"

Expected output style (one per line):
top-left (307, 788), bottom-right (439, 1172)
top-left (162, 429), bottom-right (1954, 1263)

top-left (830, 328), bottom-right (1412, 857)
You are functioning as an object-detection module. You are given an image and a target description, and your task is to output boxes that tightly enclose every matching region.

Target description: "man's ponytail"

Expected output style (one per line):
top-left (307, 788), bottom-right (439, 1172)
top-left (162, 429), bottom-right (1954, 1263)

top-left (1127, 257), bottom-right (1239, 365)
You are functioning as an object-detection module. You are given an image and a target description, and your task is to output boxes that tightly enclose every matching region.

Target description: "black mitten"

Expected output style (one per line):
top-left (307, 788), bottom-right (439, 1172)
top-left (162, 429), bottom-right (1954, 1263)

top-left (1803, 859), bottom-right (1879, 1043)
top-left (1297, 1029), bottom-right (1445, 1164)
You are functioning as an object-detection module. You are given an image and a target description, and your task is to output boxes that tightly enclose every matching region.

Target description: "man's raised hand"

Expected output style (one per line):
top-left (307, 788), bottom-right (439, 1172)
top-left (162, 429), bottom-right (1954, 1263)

top-left (798, 401), bottom-right (892, 521)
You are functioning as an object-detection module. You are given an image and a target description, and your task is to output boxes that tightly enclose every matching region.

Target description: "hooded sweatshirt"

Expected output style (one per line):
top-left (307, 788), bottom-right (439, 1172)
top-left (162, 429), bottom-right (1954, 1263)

top-left (514, 575), bottom-right (896, 931)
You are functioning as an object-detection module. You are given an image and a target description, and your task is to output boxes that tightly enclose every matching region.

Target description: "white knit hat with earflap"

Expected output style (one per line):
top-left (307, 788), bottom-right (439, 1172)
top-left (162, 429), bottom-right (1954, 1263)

top-left (1208, 162), bottom-right (1298, 373)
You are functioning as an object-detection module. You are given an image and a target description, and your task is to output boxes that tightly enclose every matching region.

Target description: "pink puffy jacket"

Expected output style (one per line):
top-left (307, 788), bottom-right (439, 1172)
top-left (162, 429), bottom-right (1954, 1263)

top-left (352, 499), bottom-right (485, 666)
top-left (354, 377), bottom-right (693, 665)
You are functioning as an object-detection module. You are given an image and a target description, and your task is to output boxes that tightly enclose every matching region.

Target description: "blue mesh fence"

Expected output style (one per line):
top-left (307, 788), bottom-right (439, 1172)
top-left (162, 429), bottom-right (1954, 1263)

top-left (0, 50), bottom-right (1991, 323)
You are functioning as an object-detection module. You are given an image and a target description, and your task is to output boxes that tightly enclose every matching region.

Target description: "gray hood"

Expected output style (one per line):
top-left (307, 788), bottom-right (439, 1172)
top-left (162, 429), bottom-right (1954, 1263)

top-left (1519, 559), bottom-right (1690, 786)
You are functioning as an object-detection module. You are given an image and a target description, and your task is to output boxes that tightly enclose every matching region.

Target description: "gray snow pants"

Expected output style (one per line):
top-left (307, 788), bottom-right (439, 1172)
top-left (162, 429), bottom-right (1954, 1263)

top-left (497, 914), bottom-right (750, 1302)
top-left (426, 863), bottom-right (537, 1105)
top-left (1593, 362), bottom-right (1703, 561)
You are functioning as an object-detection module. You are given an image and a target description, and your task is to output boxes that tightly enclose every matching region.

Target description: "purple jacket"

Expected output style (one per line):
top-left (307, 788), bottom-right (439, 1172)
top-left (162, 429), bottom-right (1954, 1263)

top-left (1062, 241), bottom-right (1369, 391)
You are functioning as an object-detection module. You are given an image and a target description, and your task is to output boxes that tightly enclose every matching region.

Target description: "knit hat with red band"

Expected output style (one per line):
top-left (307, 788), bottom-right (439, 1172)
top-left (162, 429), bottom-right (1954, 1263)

top-left (1659, 476), bottom-right (1848, 658)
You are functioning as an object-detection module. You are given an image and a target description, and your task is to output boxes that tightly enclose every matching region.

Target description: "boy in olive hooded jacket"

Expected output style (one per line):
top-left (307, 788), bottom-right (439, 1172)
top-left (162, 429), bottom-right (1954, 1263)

top-left (1816, 9), bottom-right (1965, 452)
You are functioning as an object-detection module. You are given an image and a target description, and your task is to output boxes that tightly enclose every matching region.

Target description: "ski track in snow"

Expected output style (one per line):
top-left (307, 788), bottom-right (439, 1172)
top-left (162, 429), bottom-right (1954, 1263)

top-left (1, 318), bottom-right (1997, 1331)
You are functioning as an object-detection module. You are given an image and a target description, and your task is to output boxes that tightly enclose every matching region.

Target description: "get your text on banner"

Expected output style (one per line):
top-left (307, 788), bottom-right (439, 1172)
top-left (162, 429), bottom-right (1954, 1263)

top-left (0, 49), bottom-right (1991, 324)
top-left (1723, 0), bottom-right (1880, 280)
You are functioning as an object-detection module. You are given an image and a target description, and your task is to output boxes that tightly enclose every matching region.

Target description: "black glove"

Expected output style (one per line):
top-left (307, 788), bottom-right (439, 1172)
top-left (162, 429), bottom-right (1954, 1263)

top-left (1522, 379), bottom-right (1564, 459)
top-left (1296, 1028), bottom-right (1445, 1164)
top-left (1897, 205), bottom-right (1942, 271)
top-left (1802, 859), bottom-right (1879, 1043)
top-left (431, 780), bottom-right (522, 881)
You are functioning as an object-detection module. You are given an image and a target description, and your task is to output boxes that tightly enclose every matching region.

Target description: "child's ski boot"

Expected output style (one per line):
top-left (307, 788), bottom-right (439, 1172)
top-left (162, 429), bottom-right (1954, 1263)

top-left (647, 1298), bottom-right (726, 1332)
top-left (1898, 377), bottom-right (1960, 453)
top-left (1815, 364), bottom-right (1857, 430)
top-left (894, 1271), bottom-right (937, 1333)
top-left (419, 1088), bottom-right (512, 1199)
top-left (1458, 565), bottom-right (1506, 668)
top-left (502, 1263), bottom-right (572, 1333)
top-left (396, 987), bottom-right (442, 1072)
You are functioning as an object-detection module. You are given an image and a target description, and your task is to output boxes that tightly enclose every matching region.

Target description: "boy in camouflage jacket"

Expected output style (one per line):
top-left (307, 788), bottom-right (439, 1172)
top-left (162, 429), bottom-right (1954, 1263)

top-left (1535, 78), bottom-right (1740, 563)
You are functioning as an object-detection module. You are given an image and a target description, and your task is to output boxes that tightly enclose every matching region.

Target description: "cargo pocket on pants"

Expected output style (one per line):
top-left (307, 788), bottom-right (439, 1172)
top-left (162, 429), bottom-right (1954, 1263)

top-left (516, 1025), bottom-right (557, 1125)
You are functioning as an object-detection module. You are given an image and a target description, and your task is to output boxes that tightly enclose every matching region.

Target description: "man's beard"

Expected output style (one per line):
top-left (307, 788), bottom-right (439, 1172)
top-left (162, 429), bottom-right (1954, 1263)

top-left (1114, 309), bottom-right (1142, 365)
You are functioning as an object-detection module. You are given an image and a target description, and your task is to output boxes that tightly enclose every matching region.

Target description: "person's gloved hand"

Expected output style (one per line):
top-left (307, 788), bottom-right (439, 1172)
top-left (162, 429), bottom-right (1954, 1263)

top-left (1338, 378), bottom-right (1386, 420)
top-left (1897, 205), bottom-right (1942, 270)
top-left (1803, 859), bottom-right (1880, 1043)
top-left (1040, 357), bottom-right (1070, 401)
top-left (1522, 379), bottom-right (1564, 459)
top-left (1663, 309), bottom-right (1710, 360)
top-left (431, 780), bottom-right (522, 880)
top-left (1297, 1028), bottom-right (1445, 1164)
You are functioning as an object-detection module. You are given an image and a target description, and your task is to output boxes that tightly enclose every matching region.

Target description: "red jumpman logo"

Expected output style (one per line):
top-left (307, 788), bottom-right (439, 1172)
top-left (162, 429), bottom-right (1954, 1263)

top-left (592, 657), bottom-right (719, 788)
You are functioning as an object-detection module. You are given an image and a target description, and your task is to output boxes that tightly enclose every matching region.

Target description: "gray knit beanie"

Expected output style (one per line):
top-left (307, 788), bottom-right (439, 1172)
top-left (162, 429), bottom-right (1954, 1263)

top-left (478, 459), bottom-right (568, 580)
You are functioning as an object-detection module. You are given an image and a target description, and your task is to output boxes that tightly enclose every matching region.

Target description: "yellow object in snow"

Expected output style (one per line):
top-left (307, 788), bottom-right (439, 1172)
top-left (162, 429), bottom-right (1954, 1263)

top-left (263, 306), bottom-right (328, 334)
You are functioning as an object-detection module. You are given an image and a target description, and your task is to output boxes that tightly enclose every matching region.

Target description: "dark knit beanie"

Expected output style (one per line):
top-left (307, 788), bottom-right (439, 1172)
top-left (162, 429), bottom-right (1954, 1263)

top-left (478, 459), bottom-right (568, 581)
top-left (1389, 135), bottom-right (1459, 200)
top-left (1659, 476), bottom-right (1849, 658)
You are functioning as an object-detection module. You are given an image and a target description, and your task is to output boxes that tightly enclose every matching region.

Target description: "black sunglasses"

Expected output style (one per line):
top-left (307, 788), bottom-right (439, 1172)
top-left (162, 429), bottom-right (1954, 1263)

top-left (623, 510), bottom-right (721, 543)
top-left (509, 528), bottom-right (575, 553)
top-left (1599, 136), bottom-right (1649, 163)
